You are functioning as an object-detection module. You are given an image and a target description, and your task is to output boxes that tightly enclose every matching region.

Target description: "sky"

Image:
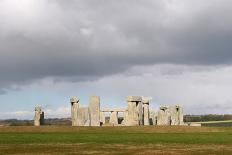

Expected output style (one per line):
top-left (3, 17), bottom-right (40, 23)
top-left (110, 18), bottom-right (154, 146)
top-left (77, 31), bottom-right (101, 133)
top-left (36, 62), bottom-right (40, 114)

top-left (0, 0), bottom-right (232, 119)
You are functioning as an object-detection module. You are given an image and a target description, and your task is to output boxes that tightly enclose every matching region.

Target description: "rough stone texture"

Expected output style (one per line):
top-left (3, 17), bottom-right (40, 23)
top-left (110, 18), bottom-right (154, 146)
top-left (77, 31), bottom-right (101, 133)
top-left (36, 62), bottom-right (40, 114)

top-left (149, 110), bottom-right (157, 125)
top-left (77, 107), bottom-right (90, 126)
top-left (122, 110), bottom-right (128, 125)
top-left (143, 99), bottom-right (150, 125)
top-left (34, 106), bottom-right (44, 126)
top-left (101, 109), bottom-right (126, 112)
top-left (157, 106), bottom-right (171, 125)
top-left (138, 101), bottom-right (143, 125)
top-left (70, 96), bottom-right (79, 103)
top-left (89, 95), bottom-right (100, 126)
top-left (100, 111), bottom-right (105, 125)
top-left (126, 101), bottom-right (137, 126)
top-left (68, 95), bottom-right (184, 127)
top-left (169, 105), bottom-right (184, 125)
top-left (70, 96), bottom-right (79, 126)
top-left (109, 111), bottom-right (118, 125)
top-left (156, 105), bottom-right (184, 126)
top-left (179, 106), bottom-right (184, 125)
top-left (125, 96), bottom-right (143, 126)
top-left (126, 96), bottom-right (142, 102)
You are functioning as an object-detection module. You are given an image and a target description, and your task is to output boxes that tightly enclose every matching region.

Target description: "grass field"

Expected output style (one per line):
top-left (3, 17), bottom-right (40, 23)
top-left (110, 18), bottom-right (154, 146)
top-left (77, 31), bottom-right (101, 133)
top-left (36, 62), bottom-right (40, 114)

top-left (0, 126), bottom-right (232, 155)
top-left (197, 120), bottom-right (232, 127)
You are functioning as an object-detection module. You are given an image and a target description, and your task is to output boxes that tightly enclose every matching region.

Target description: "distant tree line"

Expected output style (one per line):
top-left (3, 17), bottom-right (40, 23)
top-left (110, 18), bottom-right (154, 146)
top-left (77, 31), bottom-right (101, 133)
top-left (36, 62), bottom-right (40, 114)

top-left (0, 118), bottom-right (71, 126)
top-left (184, 114), bottom-right (232, 122)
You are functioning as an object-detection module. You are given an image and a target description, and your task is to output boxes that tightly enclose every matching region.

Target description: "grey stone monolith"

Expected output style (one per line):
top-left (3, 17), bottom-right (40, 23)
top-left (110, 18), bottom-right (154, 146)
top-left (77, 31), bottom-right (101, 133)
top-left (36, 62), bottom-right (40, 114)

top-left (126, 96), bottom-right (143, 126)
top-left (157, 106), bottom-right (171, 125)
top-left (109, 111), bottom-right (118, 125)
top-left (143, 99), bottom-right (150, 125)
top-left (89, 95), bottom-right (100, 126)
top-left (70, 96), bottom-right (79, 126)
top-left (169, 105), bottom-right (184, 125)
top-left (34, 106), bottom-right (44, 126)
top-left (100, 111), bottom-right (105, 125)
top-left (77, 107), bottom-right (90, 126)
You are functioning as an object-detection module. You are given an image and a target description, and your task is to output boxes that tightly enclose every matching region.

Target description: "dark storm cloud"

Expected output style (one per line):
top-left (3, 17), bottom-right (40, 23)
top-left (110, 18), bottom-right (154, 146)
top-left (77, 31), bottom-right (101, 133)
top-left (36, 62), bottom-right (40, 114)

top-left (0, 0), bottom-right (232, 92)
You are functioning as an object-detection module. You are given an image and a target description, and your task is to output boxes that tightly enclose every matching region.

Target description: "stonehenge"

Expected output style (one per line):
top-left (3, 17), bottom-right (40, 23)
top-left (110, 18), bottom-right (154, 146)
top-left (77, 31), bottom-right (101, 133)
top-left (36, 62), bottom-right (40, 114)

top-left (89, 96), bottom-right (100, 126)
top-left (70, 95), bottom-right (101, 126)
top-left (34, 106), bottom-right (44, 126)
top-left (101, 109), bottom-right (126, 126)
top-left (125, 96), bottom-right (143, 126)
top-left (77, 107), bottom-right (90, 126)
top-left (143, 99), bottom-right (150, 126)
top-left (70, 96), bottom-right (79, 126)
top-left (70, 95), bottom-right (184, 127)
top-left (154, 105), bottom-right (184, 126)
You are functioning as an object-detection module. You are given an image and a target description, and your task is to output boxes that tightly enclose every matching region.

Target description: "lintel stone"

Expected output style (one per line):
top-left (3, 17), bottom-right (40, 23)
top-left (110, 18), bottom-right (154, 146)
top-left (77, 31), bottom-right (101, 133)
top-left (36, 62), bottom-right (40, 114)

top-left (70, 96), bottom-right (79, 103)
top-left (142, 99), bottom-right (149, 104)
top-left (126, 96), bottom-right (142, 102)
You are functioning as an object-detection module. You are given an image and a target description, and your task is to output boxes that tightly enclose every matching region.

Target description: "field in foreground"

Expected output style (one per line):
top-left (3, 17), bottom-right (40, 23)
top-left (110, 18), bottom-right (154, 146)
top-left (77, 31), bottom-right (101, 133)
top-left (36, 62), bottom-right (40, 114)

top-left (0, 126), bottom-right (232, 155)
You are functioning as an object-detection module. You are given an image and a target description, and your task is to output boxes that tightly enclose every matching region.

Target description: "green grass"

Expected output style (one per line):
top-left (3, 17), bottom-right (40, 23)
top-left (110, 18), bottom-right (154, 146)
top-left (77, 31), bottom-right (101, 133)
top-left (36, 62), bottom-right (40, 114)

top-left (0, 132), bottom-right (232, 144)
top-left (0, 126), bottom-right (232, 154)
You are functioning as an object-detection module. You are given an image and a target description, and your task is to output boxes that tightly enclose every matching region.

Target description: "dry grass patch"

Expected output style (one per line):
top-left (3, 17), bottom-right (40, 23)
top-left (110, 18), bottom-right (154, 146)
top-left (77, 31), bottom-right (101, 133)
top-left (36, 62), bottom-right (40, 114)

top-left (0, 144), bottom-right (232, 155)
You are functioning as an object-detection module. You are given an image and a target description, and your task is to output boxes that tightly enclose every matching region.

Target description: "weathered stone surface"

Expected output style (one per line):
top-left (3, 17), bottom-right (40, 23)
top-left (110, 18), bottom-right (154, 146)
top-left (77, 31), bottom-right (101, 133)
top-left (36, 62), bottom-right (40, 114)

top-left (77, 107), bottom-right (90, 126)
top-left (126, 101), bottom-right (137, 126)
top-left (101, 109), bottom-right (126, 112)
top-left (100, 111), bottom-right (105, 125)
top-left (179, 106), bottom-right (184, 125)
top-left (109, 111), bottom-right (118, 125)
top-left (157, 106), bottom-right (171, 125)
top-left (70, 96), bottom-right (79, 126)
top-left (89, 95), bottom-right (100, 126)
top-left (156, 105), bottom-right (184, 126)
top-left (138, 101), bottom-right (143, 125)
top-left (126, 96), bottom-right (142, 102)
top-left (169, 105), bottom-right (184, 125)
top-left (34, 106), bottom-right (44, 126)
top-left (143, 100), bottom-right (150, 125)
top-left (125, 96), bottom-right (143, 126)
top-left (70, 96), bottom-right (79, 103)
top-left (122, 110), bottom-right (128, 125)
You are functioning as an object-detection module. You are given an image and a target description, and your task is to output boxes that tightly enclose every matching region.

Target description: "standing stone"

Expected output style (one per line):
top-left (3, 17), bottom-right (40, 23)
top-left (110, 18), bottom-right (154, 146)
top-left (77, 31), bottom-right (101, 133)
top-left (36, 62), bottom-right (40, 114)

top-left (138, 101), bottom-right (143, 125)
top-left (179, 106), bottom-right (184, 125)
top-left (126, 96), bottom-right (143, 126)
top-left (157, 106), bottom-right (171, 125)
top-left (77, 107), bottom-right (90, 126)
top-left (109, 111), bottom-right (118, 125)
top-left (169, 105), bottom-right (184, 125)
top-left (70, 97), bottom-right (79, 126)
top-left (143, 99), bottom-right (150, 125)
top-left (100, 112), bottom-right (106, 125)
top-left (34, 106), bottom-right (44, 126)
top-left (89, 95), bottom-right (100, 126)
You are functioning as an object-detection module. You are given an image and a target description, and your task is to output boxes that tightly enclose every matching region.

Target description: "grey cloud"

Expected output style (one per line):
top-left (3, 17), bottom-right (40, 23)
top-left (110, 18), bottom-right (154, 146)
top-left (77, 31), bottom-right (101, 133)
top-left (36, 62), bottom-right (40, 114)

top-left (0, 0), bottom-right (232, 92)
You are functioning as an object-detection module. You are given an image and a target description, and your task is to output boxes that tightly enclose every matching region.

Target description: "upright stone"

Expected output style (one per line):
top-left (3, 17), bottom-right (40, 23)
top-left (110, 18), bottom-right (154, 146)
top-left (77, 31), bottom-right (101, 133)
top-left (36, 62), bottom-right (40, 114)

top-left (157, 106), bottom-right (171, 125)
top-left (70, 96), bottom-right (79, 126)
top-left (77, 107), bottom-right (90, 126)
top-left (169, 105), bottom-right (184, 125)
top-left (143, 99), bottom-right (150, 125)
top-left (109, 111), bottom-right (118, 125)
top-left (179, 106), bottom-right (184, 125)
top-left (89, 95), bottom-right (100, 126)
top-left (126, 96), bottom-right (143, 126)
top-left (100, 112), bottom-right (106, 125)
top-left (138, 101), bottom-right (143, 125)
top-left (34, 106), bottom-right (44, 126)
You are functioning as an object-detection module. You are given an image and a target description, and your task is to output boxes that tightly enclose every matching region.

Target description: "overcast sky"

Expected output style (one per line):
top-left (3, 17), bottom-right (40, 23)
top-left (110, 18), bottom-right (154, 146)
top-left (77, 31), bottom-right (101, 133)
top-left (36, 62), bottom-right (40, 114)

top-left (0, 0), bottom-right (232, 119)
